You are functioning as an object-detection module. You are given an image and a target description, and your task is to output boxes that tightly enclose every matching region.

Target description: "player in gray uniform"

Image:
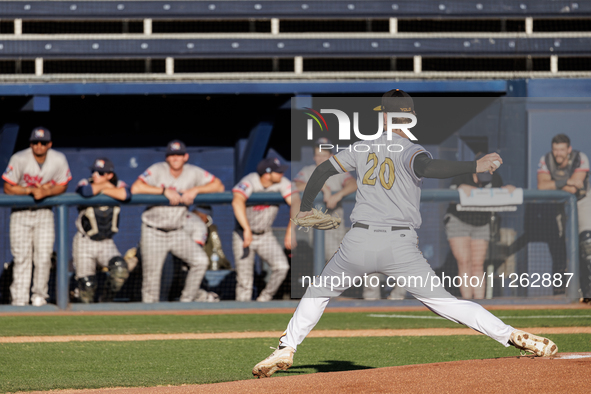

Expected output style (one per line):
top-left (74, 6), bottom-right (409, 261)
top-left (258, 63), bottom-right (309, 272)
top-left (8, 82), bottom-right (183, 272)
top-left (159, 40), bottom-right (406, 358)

top-left (73, 158), bottom-right (130, 303)
top-left (537, 133), bottom-right (591, 300)
top-left (131, 140), bottom-right (225, 303)
top-left (253, 89), bottom-right (557, 378)
top-left (294, 138), bottom-right (357, 261)
top-left (232, 157), bottom-right (293, 302)
top-left (2, 127), bottom-right (71, 306)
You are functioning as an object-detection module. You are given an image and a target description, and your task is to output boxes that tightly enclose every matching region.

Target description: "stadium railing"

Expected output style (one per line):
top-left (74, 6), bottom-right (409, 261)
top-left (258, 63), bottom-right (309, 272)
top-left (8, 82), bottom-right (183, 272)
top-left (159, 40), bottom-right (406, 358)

top-left (1, 0), bottom-right (591, 79)
top-left (0, 188), bottom-right (580, 309)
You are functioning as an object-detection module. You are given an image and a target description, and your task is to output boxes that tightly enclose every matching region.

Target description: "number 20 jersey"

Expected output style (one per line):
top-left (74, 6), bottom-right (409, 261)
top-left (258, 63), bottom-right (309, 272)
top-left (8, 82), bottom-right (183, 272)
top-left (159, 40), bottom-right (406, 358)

top-left (329, 133), bottom-right (432, 229)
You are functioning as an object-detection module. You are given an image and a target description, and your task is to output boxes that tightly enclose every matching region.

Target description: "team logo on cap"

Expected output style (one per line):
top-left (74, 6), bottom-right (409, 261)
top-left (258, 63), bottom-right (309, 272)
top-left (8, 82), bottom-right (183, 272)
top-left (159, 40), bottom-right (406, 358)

top-left (34, 129), bottom-right (45, 138)
top-left (274, 158), bottom-right (281, 166)
top-left (171, 142), bottom-right (181, 151)
top-left (95, 160), bottom-right (105, 168)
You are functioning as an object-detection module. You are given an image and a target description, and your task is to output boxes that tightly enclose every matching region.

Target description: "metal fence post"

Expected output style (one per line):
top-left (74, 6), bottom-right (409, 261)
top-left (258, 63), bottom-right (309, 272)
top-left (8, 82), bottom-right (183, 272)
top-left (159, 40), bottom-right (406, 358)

top-left (56, 204), bottom-right (69, 310)
top-left (565, 194), bottom-right (580, 302)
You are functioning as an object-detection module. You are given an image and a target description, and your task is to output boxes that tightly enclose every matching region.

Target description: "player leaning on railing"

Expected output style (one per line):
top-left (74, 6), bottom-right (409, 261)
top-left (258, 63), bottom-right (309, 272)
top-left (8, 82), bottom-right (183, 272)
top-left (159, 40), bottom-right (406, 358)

top-left (253, 89), bottom-right (558, 379)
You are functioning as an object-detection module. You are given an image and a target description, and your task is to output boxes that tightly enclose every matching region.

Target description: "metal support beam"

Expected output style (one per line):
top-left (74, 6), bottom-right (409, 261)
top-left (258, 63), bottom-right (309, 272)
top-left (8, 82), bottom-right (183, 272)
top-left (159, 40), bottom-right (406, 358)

top-left (235, 121), bottom-right (274, 182)
top-left (56, 205), bottom-right (69, 310)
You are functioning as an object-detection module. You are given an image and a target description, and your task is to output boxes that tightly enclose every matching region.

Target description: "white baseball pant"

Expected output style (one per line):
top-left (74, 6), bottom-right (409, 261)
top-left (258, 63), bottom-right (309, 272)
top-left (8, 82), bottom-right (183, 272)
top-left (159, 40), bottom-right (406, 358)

top-left (72, 232), bottom-right (121, 278)
top-left (140, 224), bottom-right (209, 303)
top-left (9, 209), bottom-right (55, 305)
top-left (282, 225), bottom-right (514, 351)
top-left (233, 231), bottom-right (289, 301)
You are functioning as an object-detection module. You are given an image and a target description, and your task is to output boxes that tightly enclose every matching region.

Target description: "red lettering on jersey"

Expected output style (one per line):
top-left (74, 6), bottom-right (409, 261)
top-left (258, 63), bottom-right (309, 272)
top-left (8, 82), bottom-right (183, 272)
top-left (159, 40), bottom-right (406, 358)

top-left (252, 205), bottom-right (270, 211)
top-left (23, 174), bottom-right (43, 186)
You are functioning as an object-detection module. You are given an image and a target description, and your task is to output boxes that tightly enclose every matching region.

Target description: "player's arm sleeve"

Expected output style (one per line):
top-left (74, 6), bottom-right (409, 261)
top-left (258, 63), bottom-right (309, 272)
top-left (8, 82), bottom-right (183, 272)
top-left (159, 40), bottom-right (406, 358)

top-left (413, 153), bottom-right (476, 179)
top-left (232, 179), bottom-right (254, 199)
top-left (75, 179), bottom-right (94, 197)
top-left (2, 157), bottom-right (21, 185)
top-left (138, 165), bottom-right (159, 186)
top-left (54, 156), bottom-right (72, 185)
top-left (279, 178), bottom-right (293, 199)
top-left (575, 152), bottom-right (590, 172)
top-left (300, 160), bottom-right (340, 212)
top-left (117, 181), bottom-right (132, 201)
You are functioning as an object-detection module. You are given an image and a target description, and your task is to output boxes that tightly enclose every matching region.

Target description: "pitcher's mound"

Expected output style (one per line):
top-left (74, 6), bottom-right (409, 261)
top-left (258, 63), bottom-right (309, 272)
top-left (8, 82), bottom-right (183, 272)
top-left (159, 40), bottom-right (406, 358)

top-left (34, 353), bottom-right (591, 394)
top-left (193, 353), bottom-right (591, 394)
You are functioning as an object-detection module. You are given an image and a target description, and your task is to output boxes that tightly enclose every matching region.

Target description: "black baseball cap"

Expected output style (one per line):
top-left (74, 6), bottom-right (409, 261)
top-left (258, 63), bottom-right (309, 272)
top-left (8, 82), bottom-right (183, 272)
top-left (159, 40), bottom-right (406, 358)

top-left (257, 157), bottom-right (289, 175)
top-left (373, 89), bottom-right (415, 113)
top-left (166, 140), bottom-right (187, 156)
top-left (29, 127), bottom-right (52, 142)
top-left (90, 157), bottom-right (115, 173)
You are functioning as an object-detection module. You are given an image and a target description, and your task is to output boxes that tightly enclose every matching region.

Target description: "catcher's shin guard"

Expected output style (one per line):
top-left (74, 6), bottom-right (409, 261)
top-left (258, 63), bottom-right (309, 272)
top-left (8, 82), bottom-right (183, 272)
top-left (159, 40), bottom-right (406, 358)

top-left (101, 256), bottom-right (129, 302)
top-left (78, 275), bottom-right (98, 304)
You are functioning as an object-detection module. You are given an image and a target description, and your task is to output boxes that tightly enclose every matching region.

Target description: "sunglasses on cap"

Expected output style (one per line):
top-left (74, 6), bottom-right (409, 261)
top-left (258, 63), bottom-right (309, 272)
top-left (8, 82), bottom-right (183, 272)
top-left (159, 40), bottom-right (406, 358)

top-left (31, 141), bottom-right (49, 146)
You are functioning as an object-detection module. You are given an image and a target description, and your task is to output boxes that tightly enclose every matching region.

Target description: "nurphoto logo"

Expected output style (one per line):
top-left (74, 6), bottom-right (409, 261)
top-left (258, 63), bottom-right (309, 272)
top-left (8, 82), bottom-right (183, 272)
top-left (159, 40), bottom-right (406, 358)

top-left (304, 107), bottom-right (418, 153)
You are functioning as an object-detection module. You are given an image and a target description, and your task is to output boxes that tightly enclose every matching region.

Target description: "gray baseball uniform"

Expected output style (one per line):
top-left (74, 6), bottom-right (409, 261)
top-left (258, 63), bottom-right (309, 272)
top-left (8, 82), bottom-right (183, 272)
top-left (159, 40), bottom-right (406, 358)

top-left (72, 178), bottom-right (127, 279)
top-left (295, 165), bottom-right (352, 260)
top-left (2, 147), bottom-right (71, 306)
top-left (232, 172), bottom-right (292, 301)
top-left (183, 211), bottom-right (208, 246)
top-left (281, 133), bottom-right (515, 351)
top-left (138, 162), bottom-right (214, 303)
top-left (538, 151), bottom-right (591, 232)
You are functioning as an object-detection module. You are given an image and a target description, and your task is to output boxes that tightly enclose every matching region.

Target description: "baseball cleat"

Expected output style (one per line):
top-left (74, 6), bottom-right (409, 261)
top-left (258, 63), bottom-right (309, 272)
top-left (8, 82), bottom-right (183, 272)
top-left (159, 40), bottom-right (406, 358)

top-left (252, 345), bottom-right (295, 378)
top-left (509, 330), bottom-right (558, 357)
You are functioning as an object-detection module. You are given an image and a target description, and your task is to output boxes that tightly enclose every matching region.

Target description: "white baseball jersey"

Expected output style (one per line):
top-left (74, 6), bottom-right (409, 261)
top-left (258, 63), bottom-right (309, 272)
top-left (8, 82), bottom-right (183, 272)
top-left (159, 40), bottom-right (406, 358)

top-left (2, 147), bottom-right (71, 187)
top-left (232, 172), bottom-right (293, 233)
top-left (138, 162), bottom-right (215, 230)
top-left (295, 164), bottom-right (353, 206)
top-left (329, 133), bottom-right (432, 229)
top-left (183, 211), bottom-right (208, 246)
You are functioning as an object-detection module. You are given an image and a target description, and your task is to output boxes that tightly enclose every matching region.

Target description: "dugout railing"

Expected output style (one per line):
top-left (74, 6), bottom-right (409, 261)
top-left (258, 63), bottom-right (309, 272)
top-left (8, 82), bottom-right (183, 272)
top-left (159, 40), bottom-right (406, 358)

top-left (0, 189), bottom-right (580, 310)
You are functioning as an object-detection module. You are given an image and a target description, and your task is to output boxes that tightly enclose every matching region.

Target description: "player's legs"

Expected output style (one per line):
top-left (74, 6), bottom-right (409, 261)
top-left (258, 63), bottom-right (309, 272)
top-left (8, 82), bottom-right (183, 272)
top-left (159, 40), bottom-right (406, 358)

top-left (170, 231), bottom-right (209, 302)
top-left (362, 273), bottom-right (382, 299)
top-left (233, 231), bottom-right (257, 301)
top-left (9, 210), bottom-right (34, 306)
top-left (73, 232), bottom-right (99, 278)
top-left (254, 232), bottom-right (290, 301)
top-left (469, 238), bottom-right (488, 299)
top-left (382, 229), bottom-right (514, 346)
top-left (95, 238), bottom-right (122, 269)
top-left (448, 236), bottom-right (473, 298)
top-left (281, 227), bottom-right (370, 350)
top-left (140, 224), bottom-right (170, 303)
top-left (30, 209), bottom-right (55, 304)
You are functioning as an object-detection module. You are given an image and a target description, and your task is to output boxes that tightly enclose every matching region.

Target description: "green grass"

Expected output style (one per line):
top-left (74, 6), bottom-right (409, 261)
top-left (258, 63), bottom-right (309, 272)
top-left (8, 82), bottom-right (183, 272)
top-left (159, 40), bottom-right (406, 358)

top-left (0, 334), bottom-right (589, 393)
top-left (0, 309), bottom-right (589, 336)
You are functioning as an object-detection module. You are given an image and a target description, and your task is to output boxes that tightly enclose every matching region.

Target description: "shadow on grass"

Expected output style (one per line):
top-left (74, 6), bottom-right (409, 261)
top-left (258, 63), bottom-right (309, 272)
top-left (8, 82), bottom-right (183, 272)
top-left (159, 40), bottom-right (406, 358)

top-left (288, 360), bottom-right (373, 374)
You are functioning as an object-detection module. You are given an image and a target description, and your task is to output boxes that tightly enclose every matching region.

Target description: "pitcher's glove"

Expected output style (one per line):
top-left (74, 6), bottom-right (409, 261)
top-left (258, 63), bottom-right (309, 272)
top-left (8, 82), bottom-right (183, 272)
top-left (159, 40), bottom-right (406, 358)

top-left (291, 208), bottom-right (341, 230)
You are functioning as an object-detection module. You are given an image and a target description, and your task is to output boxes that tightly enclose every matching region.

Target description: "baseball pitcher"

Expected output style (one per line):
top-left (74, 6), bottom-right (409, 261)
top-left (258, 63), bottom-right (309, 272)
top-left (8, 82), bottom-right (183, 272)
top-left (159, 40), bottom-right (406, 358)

top-left (253, 89), bottom-right (558, 378)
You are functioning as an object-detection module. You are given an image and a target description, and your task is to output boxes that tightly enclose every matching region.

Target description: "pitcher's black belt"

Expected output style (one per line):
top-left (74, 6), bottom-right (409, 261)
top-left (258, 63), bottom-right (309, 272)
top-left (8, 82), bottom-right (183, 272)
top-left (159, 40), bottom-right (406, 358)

top-left (353, 222), bottom-right (410, 231)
